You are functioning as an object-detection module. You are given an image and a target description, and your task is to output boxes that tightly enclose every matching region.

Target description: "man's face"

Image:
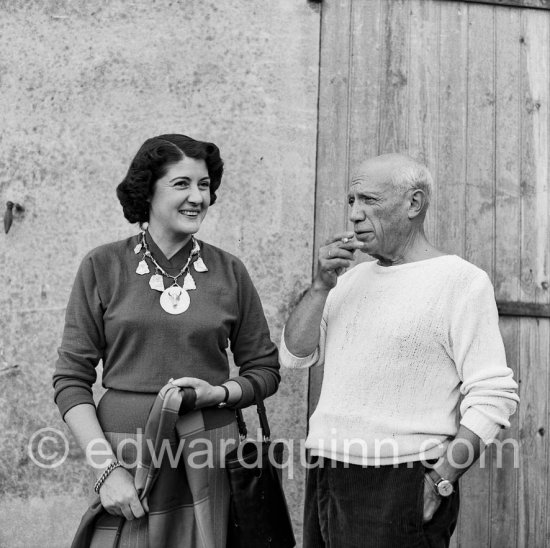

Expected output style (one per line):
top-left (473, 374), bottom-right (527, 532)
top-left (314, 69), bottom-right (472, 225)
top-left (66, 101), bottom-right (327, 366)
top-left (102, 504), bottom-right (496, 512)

top-left (347, 161), bottom-right (411, 259)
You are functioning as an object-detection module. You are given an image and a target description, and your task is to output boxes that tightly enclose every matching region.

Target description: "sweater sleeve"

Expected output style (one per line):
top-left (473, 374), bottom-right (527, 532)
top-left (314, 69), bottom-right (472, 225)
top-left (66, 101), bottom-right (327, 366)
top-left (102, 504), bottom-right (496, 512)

top-left (52, 255), bottom-right (106, 419)
top-left (279, 318), bottom-right (327, 369)
top-left (228, 261), bottom-right (280, 408)
top-left (279, 290), bottom-right (331, 369)
top-left (451, 272), bottom-right (519, 443)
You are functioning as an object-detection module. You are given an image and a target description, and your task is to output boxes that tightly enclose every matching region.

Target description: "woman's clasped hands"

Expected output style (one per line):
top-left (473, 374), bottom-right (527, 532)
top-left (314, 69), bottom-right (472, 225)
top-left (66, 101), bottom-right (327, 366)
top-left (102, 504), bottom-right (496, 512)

top-left (169, 376), bottom-right (229, 409)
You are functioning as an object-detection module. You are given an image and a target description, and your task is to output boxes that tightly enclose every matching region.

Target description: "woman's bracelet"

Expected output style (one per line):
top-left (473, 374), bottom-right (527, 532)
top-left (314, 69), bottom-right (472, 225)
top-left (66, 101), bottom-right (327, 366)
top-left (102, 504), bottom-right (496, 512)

top-left (94, 461), bottom-right (123, 494)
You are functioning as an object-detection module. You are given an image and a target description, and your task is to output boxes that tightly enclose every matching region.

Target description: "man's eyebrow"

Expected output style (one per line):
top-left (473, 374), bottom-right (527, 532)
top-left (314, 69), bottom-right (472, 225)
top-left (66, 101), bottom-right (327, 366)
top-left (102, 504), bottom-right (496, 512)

top-left (348, 189), bottom-right (381, 198)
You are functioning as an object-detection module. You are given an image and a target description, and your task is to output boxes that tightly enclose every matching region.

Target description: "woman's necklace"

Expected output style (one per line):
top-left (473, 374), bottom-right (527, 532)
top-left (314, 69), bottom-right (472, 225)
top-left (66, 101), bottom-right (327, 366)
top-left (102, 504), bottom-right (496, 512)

top-left (134, 231), bottom-right (208, 315)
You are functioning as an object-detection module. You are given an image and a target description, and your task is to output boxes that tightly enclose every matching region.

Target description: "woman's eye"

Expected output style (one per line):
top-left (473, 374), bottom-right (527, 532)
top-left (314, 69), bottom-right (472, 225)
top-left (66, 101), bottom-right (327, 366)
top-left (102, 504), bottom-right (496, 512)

top-left (173, 180), bottom-right (189, 188)
top-left (199, 181), bottom-right (211, 189)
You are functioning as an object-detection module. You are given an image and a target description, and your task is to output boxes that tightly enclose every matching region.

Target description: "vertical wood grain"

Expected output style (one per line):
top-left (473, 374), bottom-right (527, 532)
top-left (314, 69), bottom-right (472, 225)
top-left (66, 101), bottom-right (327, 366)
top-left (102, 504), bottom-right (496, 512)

top-left (436, 3), bottom-right (468, 257)
top-left (458, 4), bottom-right (496, 548)
top-left (408, 0), bottom-right (441, 244)
top-left (494, 8), bottom-right (523, 302)
top-left (464, 4), bottom-right (496, 277)
top-left (309, 0), bottom-right (353, 415)
top-left (491, 318), bottom-right (521, 548)
top-left (491, 7), bottom-right (522, 547)
top-left (517, 318), bottom-right (550, 547)
top-left (347, 0), bottom-right (383, 169)
top-left (519, 11), bottom-right (550, 305)
top-left (517, 8), bottom-right (550, 547)
top-left (378, 0), bottom-right (410, 154)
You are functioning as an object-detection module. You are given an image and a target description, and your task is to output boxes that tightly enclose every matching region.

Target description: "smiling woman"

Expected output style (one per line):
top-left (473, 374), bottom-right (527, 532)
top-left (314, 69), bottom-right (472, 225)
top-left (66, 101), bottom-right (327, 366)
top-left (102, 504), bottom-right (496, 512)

top-left (147, 157), bottom-right (212, 254)
top-left (52, 134), bottom-right (281, 547)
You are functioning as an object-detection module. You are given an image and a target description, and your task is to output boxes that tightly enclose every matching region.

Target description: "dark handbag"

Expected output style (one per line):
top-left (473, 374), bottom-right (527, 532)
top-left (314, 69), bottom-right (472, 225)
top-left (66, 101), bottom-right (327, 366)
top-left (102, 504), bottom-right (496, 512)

top-left (225, 378), bottom-right (296, 548)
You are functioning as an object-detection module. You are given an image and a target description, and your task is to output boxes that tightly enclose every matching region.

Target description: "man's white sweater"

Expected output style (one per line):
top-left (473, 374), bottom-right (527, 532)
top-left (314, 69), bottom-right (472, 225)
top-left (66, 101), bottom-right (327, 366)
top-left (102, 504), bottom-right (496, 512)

top-left (280, 255), bottom-right (519, 465)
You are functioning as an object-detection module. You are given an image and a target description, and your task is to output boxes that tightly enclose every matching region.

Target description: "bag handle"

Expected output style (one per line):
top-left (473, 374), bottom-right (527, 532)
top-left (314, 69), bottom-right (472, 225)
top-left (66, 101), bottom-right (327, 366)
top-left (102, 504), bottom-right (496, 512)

top-left (234, 376), bottom-right (271, 441)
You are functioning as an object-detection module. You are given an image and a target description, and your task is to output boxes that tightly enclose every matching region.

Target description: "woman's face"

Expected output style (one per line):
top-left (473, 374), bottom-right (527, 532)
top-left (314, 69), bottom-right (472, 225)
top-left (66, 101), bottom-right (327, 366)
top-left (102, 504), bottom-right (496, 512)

top-left (148, 156), bottom-right (211, 241)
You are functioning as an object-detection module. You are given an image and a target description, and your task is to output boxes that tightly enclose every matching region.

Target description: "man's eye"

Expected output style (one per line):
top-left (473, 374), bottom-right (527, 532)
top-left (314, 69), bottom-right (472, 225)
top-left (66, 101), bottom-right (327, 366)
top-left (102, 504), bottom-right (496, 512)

top-left (348, 198), bottom-right (354, 206)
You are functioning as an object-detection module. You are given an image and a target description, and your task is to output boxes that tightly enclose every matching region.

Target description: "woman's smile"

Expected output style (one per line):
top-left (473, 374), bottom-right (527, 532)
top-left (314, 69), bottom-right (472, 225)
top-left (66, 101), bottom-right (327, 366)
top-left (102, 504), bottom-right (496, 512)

top-left (179, 208), bottom-right (201, 217)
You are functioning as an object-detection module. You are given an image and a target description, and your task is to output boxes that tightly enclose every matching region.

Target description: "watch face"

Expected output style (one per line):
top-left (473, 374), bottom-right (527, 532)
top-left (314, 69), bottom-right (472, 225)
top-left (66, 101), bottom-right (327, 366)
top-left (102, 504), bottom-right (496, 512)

top-left (437, 480), bottom-right (454, 497)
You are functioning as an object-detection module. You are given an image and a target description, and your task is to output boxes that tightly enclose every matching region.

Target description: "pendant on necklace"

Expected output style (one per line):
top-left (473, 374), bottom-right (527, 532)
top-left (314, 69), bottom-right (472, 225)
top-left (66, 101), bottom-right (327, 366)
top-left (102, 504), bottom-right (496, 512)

top-left (149, 274), bottom-right (165, 292)
top-left (160, 284), bottom-right (190, 314)
top-left (136, 260), bottom-right (150, 275)
top-left (194, 257), bottom-right (208, 272)
top-left (183, 272), bottom-right (196, 290)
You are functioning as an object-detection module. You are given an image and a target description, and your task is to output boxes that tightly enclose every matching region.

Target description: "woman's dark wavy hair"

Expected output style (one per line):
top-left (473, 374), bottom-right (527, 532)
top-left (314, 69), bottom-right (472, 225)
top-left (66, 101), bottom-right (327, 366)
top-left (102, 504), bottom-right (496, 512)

top-left (116, 134), bottom-right (224, 224)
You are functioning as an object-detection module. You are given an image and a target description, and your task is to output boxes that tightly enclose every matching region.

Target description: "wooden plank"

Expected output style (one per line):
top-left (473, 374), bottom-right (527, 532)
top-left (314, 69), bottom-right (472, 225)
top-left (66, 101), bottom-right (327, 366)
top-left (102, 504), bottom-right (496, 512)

top-left (497, 301), bottom-right (550, 318)
top-left (441, 0), bottom-right (550, 10)
top-left (347, 0), bottom-right (383, 170)
top-left (517, 8), bottom-right (550, 547)
top-left (457, 4), bottom-right (496, 547)
top-left (519, 11), bottom-right (550, 307)
top-left (490, 8), bottom-right (522, 546)
top-left (517, 319), bottom-right (550, 547)
top-left (489, 318), bottom-right (521, 548)
top-left (377, 0), bottom-right (410, 155)
top-left (309, 0), bottom-right (353, 416)
top-left (408, 0), bottom-right (440, 244)
top-left (464, 4), bottom-right (496, 277)
top-left (436, 2), bottom-right (468, 257)
top-left (494, 10), bottom-right (523, 304)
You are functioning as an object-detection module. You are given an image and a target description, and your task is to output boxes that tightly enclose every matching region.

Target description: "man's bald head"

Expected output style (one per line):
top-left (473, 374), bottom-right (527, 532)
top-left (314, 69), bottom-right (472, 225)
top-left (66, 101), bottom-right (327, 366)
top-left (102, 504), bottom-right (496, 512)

top-left (351, 153), bottom-right (433, 213)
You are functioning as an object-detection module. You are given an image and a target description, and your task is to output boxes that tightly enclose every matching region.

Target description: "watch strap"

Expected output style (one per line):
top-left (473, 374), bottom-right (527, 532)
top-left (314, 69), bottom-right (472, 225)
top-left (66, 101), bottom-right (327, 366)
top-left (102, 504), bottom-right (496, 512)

top-left (425, 470), bottom-right (454, 497)
top-left (217, 384), bottom-right (230, 408)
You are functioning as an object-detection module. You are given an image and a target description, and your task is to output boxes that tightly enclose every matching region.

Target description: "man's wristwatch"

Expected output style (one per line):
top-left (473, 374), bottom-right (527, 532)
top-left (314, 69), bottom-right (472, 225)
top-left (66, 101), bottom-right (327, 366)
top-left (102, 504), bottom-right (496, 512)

top-left (217, 385), bottom-right (230, 408)
top-left (426, 471), bottom-right (454, 497)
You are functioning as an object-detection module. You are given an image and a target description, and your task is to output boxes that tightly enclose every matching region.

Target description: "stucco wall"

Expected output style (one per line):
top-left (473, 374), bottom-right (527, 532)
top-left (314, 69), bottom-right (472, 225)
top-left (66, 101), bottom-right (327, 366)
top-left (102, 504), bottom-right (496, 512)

top-left (0, 1), bottom-right (320, 546)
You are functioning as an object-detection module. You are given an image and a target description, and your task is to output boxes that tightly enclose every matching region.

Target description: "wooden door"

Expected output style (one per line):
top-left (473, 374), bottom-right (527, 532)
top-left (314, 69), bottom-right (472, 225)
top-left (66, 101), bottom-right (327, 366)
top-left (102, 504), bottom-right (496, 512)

top-left (313, 1), bottom-right (550, 546)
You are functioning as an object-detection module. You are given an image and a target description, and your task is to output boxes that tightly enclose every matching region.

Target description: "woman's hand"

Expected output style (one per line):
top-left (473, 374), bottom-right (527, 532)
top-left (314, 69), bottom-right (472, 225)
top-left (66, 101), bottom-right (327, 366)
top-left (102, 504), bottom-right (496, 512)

top-left (99, 466), bottom-right (148, 520)
top-left (169, 377), bottom-right (225, 409)
top-left (422, 475), bottom-right (442, 523)
top-left (313, 232), bottom-right (364, 292)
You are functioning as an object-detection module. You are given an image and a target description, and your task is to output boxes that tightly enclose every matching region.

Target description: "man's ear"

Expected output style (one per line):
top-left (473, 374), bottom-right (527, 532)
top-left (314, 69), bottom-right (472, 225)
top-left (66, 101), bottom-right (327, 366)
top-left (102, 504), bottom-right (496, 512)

top-left (407, 189), bottom-right (427, 219)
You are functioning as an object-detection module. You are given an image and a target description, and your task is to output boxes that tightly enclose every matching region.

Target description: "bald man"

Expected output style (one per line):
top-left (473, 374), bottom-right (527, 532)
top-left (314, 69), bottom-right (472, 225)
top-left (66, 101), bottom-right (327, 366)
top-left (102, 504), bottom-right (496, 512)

top-left (280, 154), bottom-right (518, 548)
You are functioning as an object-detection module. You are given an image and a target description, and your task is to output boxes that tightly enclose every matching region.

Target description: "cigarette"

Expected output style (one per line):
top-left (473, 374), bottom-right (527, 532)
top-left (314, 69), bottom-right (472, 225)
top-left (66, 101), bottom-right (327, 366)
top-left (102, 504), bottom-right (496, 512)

top-left (341, 237), bottom-right (351, 244)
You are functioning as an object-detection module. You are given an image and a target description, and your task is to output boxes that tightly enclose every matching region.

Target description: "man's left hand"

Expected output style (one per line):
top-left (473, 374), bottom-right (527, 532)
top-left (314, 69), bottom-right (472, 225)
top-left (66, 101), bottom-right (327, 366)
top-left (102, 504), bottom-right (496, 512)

top-left (422, 475), bottom-right (442, 523)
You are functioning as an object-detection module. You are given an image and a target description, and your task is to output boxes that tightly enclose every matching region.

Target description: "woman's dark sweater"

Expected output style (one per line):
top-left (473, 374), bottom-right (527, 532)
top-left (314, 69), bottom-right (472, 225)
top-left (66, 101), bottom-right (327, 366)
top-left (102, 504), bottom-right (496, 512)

top-left (53, 232), bottom-right (280, 418)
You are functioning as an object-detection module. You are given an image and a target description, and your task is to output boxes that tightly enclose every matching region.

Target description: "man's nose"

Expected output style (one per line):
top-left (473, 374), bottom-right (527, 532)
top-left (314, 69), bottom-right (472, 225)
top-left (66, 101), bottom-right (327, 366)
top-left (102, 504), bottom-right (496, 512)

top-left (349, 203), bottom-right (365, 222)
